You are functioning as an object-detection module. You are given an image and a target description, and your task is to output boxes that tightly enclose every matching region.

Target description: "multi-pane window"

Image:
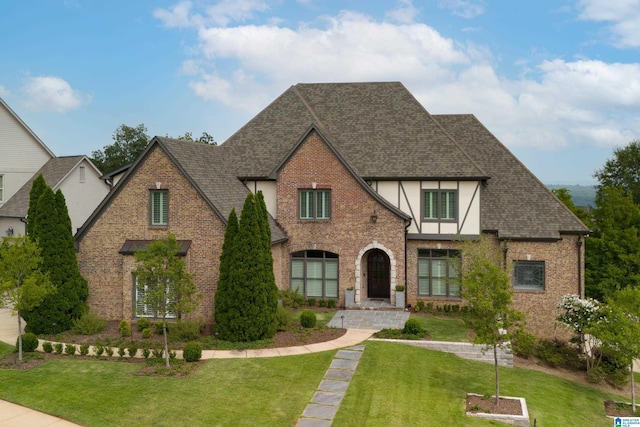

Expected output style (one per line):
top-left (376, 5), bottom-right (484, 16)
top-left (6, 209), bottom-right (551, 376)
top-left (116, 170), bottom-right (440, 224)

top-left (0, 175), bottom-right (3, 202)
top-left (150, 190), bottom-right (168, 226)
top-left (423, 190), bottom-right (456, 221)
top-left (299, 189), bottom-right (331, 220)
top-left (133, 275), bottom-right (176, 319)
top-left (290, 250), bottom-right (338, 298)
top-left (513, 261), bottom-right (545, 290)
top-left (418, 249), bottom-right (460, 297)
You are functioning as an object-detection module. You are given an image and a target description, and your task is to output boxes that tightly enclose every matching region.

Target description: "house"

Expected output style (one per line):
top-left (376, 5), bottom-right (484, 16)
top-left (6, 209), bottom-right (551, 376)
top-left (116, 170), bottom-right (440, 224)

top-left (0, 97), bottom-right (109, 237)
top-left (75, 82), bottom-right (588, 337)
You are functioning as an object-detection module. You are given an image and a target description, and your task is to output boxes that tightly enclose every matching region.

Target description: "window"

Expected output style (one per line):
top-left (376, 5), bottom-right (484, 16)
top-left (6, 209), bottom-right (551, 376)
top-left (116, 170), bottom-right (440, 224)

top-left (150, 190), bottom-right (168, 226)
top-left (513, 261), bottom-right (545, 290)
top-left (299, 189), bottom-right (331, 220)
top-left (418, 249), bottom-right (460, 297)
top-left (290, 250), bottom-right (338, 298)
top-left (423, 190), bottom-right (456, 221)
top-left (133, 275), bottom-right (176, 319)
top-left (0, 175), bottom-right (3, 202)
top-left (79, 166), bottom-right (86, 183)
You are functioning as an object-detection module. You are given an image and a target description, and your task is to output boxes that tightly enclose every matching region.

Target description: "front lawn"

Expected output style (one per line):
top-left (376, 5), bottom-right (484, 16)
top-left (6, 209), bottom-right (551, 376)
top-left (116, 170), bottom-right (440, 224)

top-left (410, 314), bottom-right (470, 342)
top-left (0, 340), bottom-right (632, 426)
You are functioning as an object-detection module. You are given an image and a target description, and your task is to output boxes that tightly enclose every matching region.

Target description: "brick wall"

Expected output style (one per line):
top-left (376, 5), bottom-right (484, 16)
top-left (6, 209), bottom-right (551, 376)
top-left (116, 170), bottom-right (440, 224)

top-left (77, 146), bottom-right (226, 322)
top-left (274, 131), bottom-right (407, 305)
top-left (406, 234), bottom-right (583, 338)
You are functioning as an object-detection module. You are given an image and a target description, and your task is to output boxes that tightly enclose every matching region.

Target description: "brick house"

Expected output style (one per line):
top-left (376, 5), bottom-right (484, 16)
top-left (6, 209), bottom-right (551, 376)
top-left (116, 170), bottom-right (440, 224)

top-left (76, 82), bottom-right (588, 337)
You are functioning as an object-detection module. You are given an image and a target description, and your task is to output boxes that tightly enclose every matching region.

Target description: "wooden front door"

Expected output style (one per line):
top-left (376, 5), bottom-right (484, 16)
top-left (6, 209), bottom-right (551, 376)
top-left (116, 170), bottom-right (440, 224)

top-left (367, 249), bottom-right (390, 299)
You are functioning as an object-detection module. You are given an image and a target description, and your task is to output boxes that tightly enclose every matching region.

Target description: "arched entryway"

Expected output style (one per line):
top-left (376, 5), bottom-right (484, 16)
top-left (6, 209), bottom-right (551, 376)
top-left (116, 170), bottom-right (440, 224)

top-left (367, 249), bottom-right (390, 299)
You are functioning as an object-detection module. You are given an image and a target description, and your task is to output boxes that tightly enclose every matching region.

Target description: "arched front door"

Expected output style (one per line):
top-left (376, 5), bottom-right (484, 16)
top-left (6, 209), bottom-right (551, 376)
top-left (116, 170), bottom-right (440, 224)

top-left (367, 249), bottom-right (390, 299)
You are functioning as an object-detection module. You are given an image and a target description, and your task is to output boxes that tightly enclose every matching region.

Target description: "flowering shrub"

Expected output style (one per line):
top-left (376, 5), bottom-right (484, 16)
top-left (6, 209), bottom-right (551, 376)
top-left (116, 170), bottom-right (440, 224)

top-left (556, 294), bottom-right (603, 372)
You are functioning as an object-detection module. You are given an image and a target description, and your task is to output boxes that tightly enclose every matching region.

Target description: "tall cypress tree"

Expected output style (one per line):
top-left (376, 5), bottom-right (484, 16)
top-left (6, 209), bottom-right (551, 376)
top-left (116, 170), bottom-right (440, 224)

top-left (215, 193), bottom-right (278, 341)
top-left (21, 186), bottom-right (88, 333)
top-left (26, 174), bottom-right (47, 236)
top-left (214, 209), bottom-right (239, 339)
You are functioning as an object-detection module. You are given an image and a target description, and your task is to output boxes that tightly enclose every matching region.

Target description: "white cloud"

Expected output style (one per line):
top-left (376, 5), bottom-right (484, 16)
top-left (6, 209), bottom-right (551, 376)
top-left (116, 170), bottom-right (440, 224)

top-left (156, 1), bottom-right (640, 154)
top-left (155, 0), bottom-right (268, 28)
top-left (437, 0), bottom-right (485, 19)
top-left (578, 0), bottom-right (640, 47)
top-left (154, 1), bottom-right (201, 28)
top-left (386, 0), bottom-right (419, 24)
top-left (0, 85), bottom-right (8, 98)
top-left (22, 76), bottom-right (91, 113)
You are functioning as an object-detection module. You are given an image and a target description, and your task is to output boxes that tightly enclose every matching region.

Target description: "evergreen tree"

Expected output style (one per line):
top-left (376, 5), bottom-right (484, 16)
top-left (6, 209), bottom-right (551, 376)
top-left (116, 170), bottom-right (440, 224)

top-left (215, 192), bottom-right (278, 342)
top-left (26, 174), bottom-right (47, 236)
top-left (214, 209), bottom-right (239, 338)
top-left (21, 186), bottom-right (88, 333)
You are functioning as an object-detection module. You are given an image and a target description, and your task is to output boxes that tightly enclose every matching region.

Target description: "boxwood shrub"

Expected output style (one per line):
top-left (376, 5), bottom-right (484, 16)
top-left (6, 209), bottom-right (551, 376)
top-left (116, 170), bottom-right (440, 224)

top-left (183, 342), bottom-right (202, 362)
top-left (300, 311), bottom-right (317, 328)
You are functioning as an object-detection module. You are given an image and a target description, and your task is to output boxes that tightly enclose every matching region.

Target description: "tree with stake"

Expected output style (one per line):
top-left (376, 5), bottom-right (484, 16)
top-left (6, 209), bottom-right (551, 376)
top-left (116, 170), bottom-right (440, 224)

top-left (591, 287), bottom-right (640, 412)
top-left (0, 236), bottom-right (53, 362)
top-left (460, 238), bottom-right (524, 407)
top-left (134, 232), bottom-right (201, 368)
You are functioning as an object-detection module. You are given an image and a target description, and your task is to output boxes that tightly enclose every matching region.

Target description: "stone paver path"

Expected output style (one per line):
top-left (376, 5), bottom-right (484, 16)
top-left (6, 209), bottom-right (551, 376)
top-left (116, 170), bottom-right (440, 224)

top-left (297, 345), bottom-right (365, 427)
top-left (327, 310), bottom-right (409, 330)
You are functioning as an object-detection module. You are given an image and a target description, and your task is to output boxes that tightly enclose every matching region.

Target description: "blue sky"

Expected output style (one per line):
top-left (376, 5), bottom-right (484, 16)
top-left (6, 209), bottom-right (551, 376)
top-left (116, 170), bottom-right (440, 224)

top-left (2, 1), bottom-right (639, 184)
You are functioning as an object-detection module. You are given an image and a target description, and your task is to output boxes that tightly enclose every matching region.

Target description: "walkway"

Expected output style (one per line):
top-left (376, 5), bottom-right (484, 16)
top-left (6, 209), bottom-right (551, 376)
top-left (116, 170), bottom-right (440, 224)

top-left (327, 309), bottom-right (409, 330)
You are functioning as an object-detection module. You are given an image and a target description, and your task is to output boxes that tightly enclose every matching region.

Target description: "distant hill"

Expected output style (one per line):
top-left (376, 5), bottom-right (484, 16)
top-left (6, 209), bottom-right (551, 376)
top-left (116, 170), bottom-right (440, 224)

top-left (547, 184), bottom-right (596, 208)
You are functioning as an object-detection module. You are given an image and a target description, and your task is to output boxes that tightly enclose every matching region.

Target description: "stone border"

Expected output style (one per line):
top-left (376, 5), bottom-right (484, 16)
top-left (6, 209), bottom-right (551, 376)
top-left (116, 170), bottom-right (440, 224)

top-left (465, 393), bottom-right (529, 427)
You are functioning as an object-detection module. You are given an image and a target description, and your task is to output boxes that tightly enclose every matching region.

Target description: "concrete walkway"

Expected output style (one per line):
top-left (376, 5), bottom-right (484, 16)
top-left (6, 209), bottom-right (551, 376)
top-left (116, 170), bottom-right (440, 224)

top-left (327, 309), bottom-right (410, 330)
top-left (0, 400), bottom-right (83, 427)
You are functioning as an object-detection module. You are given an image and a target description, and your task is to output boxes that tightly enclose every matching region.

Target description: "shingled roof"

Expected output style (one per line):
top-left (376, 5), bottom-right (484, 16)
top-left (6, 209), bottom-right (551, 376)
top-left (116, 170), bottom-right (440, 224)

top-left (434, 114), bottom-right (589, 239)
top-left (222, 82), bottom-right (488, 180)
top-left (0, 155), bottom-right (86, 218)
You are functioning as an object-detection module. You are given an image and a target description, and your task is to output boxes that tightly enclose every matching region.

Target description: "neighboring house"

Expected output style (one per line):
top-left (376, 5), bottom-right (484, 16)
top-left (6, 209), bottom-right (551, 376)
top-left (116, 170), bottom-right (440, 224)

top-left (0, 97), bottom-right (109, 237)
top-left (75, 82), bottom-right (588, 337)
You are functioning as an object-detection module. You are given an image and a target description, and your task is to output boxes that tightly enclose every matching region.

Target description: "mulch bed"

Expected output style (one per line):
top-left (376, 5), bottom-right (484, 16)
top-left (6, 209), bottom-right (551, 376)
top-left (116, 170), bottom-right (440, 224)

top-left (466, 393), bottom-right (523, 416)
top-left (604, 400), bottom-right (639, 417)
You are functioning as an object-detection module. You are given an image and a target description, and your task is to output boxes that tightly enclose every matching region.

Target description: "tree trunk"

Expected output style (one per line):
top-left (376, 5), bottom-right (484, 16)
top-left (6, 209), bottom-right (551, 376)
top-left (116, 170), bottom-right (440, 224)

top-left (17, 311), bottom-right (23, 363)
top-left (632, 362), bottom-right (636, 413)
top-left (163, 319), bottom-right (170, 368)
top-left (494, 344), bottom-right (500, 407)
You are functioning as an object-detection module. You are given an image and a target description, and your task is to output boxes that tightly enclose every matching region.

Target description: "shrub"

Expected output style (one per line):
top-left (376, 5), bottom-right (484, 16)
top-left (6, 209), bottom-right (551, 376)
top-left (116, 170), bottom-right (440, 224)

top-left (415, 300), bottom-right (425, 312)
top-left (426, 302), bottom-right (434, 312)
top-left (403, 318), bottom-right (424, 335)
top-left (327, 299), bottom-right (336, 309)
top-left (279, 288), bottom-right (305, 308)
top-left (79, 344), bottom-right (90, 356)
top-left (105, 346), bottom-right (114, 357)
top-left (170, 350), bottom-right (177, 360)
top-left (95, 343), bottom-right (105, 356)
top-left (154, 322), bottom-right (166, 335)
top-left (169, 319), bottom-right (203, 341)
top-left (183, 342), bottom-right (202, 362)
top-left (300, 311), bottom-right (317, 328)
top-left (54, 343), bottom-right (63, 355)
top-left (307, 298), bottom-right (316, 307)
top-left (598, 348), bottom-right (630, 388)
top-left (72, 310), bottom-right (107, 335)
top-left (117, 347), bottom-right (126, 357)
top-left (142, 348), bottom-right (151, 359)
top-left (535, 338), bottom-right (584, 370)
top-left (274, 305), bottom-right (292, 331)
top-left (452, 304), bottom-right (460, 313)
top-left (136, 317), bottom-right (151, 332)
top-left (42, 341), bottom-right (53, 353)
top-left (119, 319), bottom-right (131, 338)
top-left (127, 344), bottom-right (138, 358)
top-left (318, 299), bottom-right (327, 307)
top-left (152, 348), bottom-right (164, 359)
top-left (511, 330), bottom-right (537, 359)
top-left (17, 333), bottom-right (39, 353)
top-left (141, 328), bottom-right (153, 339)
top-left (65, 344), bottom-right (76, 356)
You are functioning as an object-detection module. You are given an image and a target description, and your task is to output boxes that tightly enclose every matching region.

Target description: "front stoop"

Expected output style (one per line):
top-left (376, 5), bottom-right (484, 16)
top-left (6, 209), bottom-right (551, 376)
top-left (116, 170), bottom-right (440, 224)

top-left (296, 345), bottom-right (365, 427)
top-left (466, 394), bottom-right (529, 427)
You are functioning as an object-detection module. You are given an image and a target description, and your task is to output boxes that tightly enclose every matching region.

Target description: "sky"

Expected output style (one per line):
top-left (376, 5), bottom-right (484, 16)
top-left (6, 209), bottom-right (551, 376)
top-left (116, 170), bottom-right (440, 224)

top-left (1, 1), bottom-right (640, 185)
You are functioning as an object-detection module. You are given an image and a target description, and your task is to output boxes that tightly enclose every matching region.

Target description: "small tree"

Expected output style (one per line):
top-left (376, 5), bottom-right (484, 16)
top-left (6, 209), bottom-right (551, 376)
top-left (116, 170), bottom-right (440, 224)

top-left (460, 238), bottom-right (524, 407)
top-left (134, 232), bottom-right (201, 367)
top-left (0, 236), bottom-right (53, 361)
top-left (591, 287), bottom-right (640, 412)
top-left (556, 294), bottom-right (604, 373)
top-left (214, 209), bottom-right (238, 338)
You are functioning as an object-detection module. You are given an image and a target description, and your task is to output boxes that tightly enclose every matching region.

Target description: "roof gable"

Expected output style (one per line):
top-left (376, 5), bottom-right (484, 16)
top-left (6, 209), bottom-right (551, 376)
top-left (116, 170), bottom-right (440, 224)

top-left (0, 97), bottom-right (55, 158)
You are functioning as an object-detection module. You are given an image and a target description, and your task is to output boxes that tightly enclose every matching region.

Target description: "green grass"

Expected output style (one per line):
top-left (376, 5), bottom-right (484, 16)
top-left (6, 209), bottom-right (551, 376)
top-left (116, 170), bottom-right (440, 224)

top-left (333, 341), bottom-right (626, 426)
top-left (410, 314), bottom-right (470, 342)
top-left (291, 308), bottom-right (336, 327)
top-left (0, 341), bottom-right (14, 359)
top-left (0, 339), bottom-right (633, 426)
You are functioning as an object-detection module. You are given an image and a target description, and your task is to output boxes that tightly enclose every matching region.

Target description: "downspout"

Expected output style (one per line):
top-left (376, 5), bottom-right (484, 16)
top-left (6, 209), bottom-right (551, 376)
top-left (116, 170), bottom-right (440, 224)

top-left (577, 235), bottom-right (583, 298)
top-left (404, 218), bottom-right (412, 306)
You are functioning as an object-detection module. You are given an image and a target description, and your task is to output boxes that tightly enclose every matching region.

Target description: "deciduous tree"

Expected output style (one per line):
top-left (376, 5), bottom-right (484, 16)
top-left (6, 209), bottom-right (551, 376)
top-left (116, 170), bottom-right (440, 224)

top-left (0, 236), bottom-right (53, 361)
top-left (91, 123), bottom-right (150, 173)
top-left (460, 237), bottom-right (524, 407)
top-left (134, 232), bottom-right (201, 368)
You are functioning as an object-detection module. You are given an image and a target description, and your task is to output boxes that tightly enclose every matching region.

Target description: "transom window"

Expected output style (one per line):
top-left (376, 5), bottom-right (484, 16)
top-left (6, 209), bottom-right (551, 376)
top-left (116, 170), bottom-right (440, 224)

top-left (290, 250), bottom-right (338, 298)
top-left (299, 189), bottom-right (331, 220)
top-left (133, 275), bottom-right (176, 319)
top-left (423, 190), bottom-right (457, 221)
top-left (513, 261), bottom-right (545, 290)
top-left (150, 190), bottom-right (168, 226)
top-left (418, 249), bottom-right (461, 297)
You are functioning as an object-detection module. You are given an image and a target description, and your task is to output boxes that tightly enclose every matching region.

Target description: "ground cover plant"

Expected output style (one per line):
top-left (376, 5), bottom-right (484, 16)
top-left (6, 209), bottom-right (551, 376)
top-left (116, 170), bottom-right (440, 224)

top-left (0, 340), bottom-right (634, 426)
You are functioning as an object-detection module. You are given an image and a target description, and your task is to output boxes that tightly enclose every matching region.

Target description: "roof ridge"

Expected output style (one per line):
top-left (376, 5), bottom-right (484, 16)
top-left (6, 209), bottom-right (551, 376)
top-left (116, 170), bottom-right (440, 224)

top-left (291, 84), bottom-right (330, 136)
